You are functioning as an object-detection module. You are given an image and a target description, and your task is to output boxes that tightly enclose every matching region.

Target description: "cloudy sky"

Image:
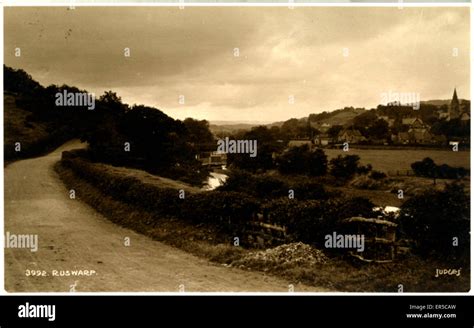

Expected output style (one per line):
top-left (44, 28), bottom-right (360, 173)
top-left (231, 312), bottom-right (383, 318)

top-left (5, 7), bottom-right (470, 122)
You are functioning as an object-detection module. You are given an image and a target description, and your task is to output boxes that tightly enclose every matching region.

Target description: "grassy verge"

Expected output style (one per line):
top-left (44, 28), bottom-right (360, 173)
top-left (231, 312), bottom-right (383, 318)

top-left (54, 161), bottom-right (245, 264)
top-left (54, 159), bottom-right (470, 292)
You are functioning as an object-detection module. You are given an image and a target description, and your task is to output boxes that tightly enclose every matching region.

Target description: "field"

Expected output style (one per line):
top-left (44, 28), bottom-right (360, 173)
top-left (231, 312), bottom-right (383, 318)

top-left (325, 148), bottom-right (470, 173)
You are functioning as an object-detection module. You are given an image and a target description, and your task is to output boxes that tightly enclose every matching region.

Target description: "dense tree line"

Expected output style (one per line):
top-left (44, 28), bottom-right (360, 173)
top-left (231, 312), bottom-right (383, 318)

top-left (411, 157), bottom-right (469, 181)
top-left (4, 65), bottom-right (213, 184)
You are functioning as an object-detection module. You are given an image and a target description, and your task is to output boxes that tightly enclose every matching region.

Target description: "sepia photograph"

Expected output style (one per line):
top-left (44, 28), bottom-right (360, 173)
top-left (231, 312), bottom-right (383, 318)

top-left (4, 6), bottom-right (470, 292)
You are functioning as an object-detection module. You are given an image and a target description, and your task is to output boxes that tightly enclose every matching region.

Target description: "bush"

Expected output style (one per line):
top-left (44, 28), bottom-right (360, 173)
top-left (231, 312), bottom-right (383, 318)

top-left (411, 157), bottom-right (468, 180)
top-left (329, 155), bottom-right (361, 179)
top-left (400, 183), bottom-right (470, 260)
top-left (181, 191), bottom-right (260, 231)
top-left (62, 155), bottom-right (259, 232)
top-left (219, 171), bottom-right (287, 198)
top-left (61, 155), bottom-right (376, 247)
top-left (262, 196), bottom-right (376, 246)
top-left (289, 181), bottom-right (333, 200)
top-left (411, 157), bottom-right (437, 178)
top-left (357, 164), bottom-right (373, 175)
top-left (277, 145), bottom-right (327, 176)
top-left (255, 177), bottom-right (288, 198)
top-left (221, 170), bottom-right (333, 200)
top-left (369, 170), bottom-right (387, 180)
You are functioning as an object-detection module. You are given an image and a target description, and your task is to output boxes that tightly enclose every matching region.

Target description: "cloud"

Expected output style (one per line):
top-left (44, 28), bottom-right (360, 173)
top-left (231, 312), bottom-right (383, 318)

top-left (5, 7), bottom-right (469, 121)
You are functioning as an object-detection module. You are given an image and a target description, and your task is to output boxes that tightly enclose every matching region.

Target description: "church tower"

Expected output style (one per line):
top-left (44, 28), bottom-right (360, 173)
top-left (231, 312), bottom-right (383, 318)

top-left (449, 88), bottom-right (460, 120)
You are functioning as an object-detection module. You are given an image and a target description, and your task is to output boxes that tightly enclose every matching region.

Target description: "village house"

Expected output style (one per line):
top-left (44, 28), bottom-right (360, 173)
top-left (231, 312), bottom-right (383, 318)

top-left (314, 134), bottom-right (332, 146)
top-left (460, 111), bottom-right (470, 123)
top-left (197, 151), bottom-right (227, 167)
top-left (378, 115), bottom-right (395, 127)
top-left (337, 129), bottom-right (366, 144)
top-left (410, 129), bottom-right (433, 144)
top-left (401, 117), bottom-right (425, 129)
top-left (395, 117), bottom-right (433, 144)
top-left (287, 139), bottom-right (314, 149)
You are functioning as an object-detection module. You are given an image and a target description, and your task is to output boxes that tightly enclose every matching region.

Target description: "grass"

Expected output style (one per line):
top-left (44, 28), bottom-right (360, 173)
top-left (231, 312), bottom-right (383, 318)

top-left (55, 159), bottom-right (470, 292)
top-left (277, 255), bottom-right (470, 292)
top-left (54, 161), bottom-right (243, 262)
top-left (83, 160), bottom-right (202, 194)
top-left (325, 148), bottom-right (470, 173)
top-left (343, 175), bottom-right (470, 207)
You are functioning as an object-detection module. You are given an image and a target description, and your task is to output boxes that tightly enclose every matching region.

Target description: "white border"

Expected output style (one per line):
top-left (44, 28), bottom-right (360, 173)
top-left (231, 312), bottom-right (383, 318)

top-left (0, 2), bottom-right (472, 6)
top-left (0, 2), bottom-right (472, 297)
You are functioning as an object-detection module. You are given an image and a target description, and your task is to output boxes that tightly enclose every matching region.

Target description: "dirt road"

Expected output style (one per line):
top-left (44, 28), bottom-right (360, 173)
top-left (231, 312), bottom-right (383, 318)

top-left (5, 141), bottom-right (326, 292)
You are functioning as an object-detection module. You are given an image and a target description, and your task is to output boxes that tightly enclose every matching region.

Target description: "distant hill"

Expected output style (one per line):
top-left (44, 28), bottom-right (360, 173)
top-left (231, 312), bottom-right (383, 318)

top-left (309, 107), bottom-right (366, 126)
top-left (209, 122), bottom-right (263, 134)
top-left (210, 120), bottom-right (271, 125)
top-left (210, 97), bottom-right (470, 136)
top-left (267, 108), bottom-right (367, 130)
top-left (421, 99), bottom-right (469, 107)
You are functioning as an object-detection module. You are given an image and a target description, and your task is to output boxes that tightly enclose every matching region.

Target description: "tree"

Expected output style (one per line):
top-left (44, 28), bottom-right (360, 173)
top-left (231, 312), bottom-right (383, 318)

top-left (227, 126), bottom-right (282, 172)
top-left (400, 183), bottom-right (470, 259)
top-left (277, 144), bottom-right (311, 175)
top-left (329, 155), bottom-right (361, 179)
top-left (276, 145), bottom-right (327, 176)
top-left (4, 65), bottom-right (42, 94)
top-left (353, 111), bottom-right (378, 136)
top-left (308, 149), bottom-right (328, 176)
top-left (367, 119), bottom-right (389, 140)
top-left (411, 157), bottom-right (438, 183)
top-left (327, 125), bottom-right (343, 139)
top-left (412, 157), bottom-right (468, 182)
top-left (183, 118), bottom-right (214, 149)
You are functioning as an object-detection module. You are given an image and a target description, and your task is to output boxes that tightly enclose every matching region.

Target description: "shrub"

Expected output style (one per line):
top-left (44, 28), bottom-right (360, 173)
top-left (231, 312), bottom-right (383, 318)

top-left (277, 145), bottom-right (327, 176)
top-left (411, 157), bottom-right (468, 180)
top-left (357, 164), bottom-right (373, 175)
top-left (369, 170), bottom-right (387, 180)
top-left (219, 171), bottom-right (287, 198)
top-left (289, 181), bottom-right (333, 200)
top-left (308, 149), bottom-right (328, 176)
top-left (182, 191), bottom-right (259, 231)
top-left (400, 183), bottom-right (470, 260)
top-left (329, 155), bottom-right (361, 179)
top-left (262, 196), bottom-right (376, 246)
top-left (254, 177), bottom-right (288, 198)
top-left (60, 155), bottom-right (377, 248)
top-left (221, 170), bottom-right (333, 200)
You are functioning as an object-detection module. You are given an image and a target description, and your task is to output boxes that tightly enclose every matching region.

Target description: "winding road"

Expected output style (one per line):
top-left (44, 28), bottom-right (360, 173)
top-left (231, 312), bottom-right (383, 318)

top-left (4, 141), bottom-right (324, 292)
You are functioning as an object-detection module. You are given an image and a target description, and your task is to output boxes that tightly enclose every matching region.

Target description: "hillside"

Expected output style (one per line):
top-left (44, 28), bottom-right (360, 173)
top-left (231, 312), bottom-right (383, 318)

top-left (4, 93), bottom-right (51, 163)
top-left (311, 107), bottom-right (366, 126)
